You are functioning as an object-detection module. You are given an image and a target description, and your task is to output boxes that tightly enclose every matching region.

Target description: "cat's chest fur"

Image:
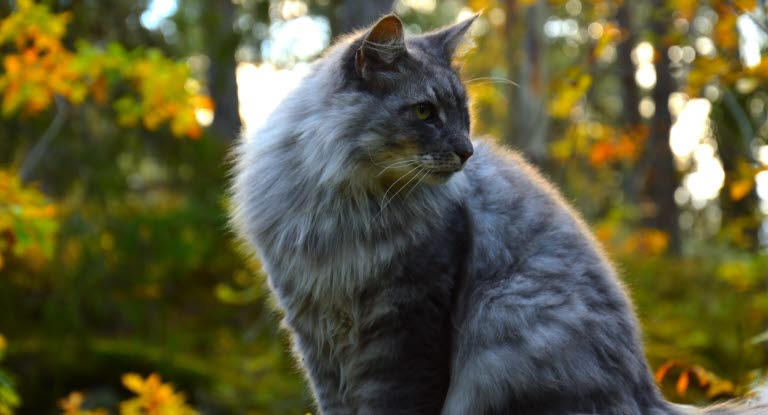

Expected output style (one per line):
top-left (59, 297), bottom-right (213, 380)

top-left (270, 200), bottom-right (471, 412)
top-left (269, 199), bottom-right (471, 332)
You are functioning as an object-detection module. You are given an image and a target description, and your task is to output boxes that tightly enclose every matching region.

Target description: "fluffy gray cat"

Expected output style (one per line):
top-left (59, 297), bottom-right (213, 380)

top-left (230, 14), bottom-right (765, 415)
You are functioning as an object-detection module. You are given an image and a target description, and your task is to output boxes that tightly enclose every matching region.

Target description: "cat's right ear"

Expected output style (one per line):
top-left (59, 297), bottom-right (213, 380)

top-left (355, 14), bottom-right (407, 80)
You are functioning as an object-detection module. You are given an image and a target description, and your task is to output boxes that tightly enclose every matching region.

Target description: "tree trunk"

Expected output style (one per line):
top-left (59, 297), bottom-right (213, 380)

top-left (715, 90), bottom-right (760, 249)
top-left (642, 1), bottom-right (681, 253)
top-left (204, 0), bottom-right (242, 140)
top-left (505, 0), bottom-right (549, 165)
top-left (616, 1), bottom-right (644, 203)
top-left (616, 2), bottom-right (641, 127)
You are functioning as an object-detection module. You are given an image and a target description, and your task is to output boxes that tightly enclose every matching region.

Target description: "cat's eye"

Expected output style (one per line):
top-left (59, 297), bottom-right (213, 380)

top-left (413, 103), bottom-right (434, 120)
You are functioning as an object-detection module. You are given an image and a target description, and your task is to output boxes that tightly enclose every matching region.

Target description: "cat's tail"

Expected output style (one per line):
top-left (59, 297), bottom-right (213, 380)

top-left (670, 402), bottom-right (768, 414)
top-left (670, 381), bottom-right (768, 415)
top-left (668, 389), bottom-right (768, 414)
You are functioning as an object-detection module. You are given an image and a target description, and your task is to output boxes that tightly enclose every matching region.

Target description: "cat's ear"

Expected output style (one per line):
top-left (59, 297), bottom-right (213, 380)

top-left (355, 14), bottom-right (407, 79)
top-left (425, 14), bottom-right (479, 62)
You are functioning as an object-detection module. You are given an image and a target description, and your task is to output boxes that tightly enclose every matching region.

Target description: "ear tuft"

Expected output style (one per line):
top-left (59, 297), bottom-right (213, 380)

top-left (355, 14), bottom-right (407, 78)
top-left (428, 13), bottom-right (479, 61)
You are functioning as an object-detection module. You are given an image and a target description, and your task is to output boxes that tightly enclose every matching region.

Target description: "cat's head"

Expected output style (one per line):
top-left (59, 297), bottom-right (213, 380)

top-left (335, 14), bottom-right (477, 188)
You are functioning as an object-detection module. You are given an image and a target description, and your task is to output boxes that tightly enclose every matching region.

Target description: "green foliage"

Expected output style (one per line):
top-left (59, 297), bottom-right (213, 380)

top-left (0, 0), bottom-right (211, 138)
top-left (0, 334), bottom-right (20, 415)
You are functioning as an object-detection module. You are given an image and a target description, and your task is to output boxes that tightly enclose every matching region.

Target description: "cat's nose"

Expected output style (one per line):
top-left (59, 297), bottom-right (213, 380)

top-left (456, 148), bottom-right (473, 164)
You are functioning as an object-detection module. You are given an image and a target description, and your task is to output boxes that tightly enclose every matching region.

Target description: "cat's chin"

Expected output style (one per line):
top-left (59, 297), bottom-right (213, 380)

top-left (423, 170), bottom-right (456, 184)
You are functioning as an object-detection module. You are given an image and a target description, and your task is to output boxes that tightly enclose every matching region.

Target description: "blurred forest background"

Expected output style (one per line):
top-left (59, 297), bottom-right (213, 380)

top-left (1, 0), bottom-right (768, 413)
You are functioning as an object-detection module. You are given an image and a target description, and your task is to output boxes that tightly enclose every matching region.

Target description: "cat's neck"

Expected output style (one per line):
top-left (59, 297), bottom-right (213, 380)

top-left (236, 121), bottom-right (467, 304)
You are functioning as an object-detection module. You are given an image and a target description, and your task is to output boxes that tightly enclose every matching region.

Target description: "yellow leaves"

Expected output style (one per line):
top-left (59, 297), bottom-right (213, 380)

top-left (0, 3), bottom-right (212, 139)
top-left (0, 0), bottom-right (71, 47)
top-left (732, 0), bottom-right (757, 11)
top-left (59, 392), bottom-right (109, 415)
top-left (716, 256), bottom-right (764, 291)
top-left (120, 372), bottom-right (199, 415)
top-left (675, 0), bottom-right (699, 20)
top-left (687, 56), bottom-right (731, 94)
top-left (58, 374), bottom-right (198, 415)
top-left (592, 23), bottom-right (621, 60)
top-left (548, 70), bottom-right (592, 118)
top-left (0, 169), bottom-right (59, 270)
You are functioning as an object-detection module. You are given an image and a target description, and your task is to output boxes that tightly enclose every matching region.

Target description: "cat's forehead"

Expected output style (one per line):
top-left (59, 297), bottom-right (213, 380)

top-left (392, 41), bottom-right (460, 79)
top-left (401, 47), bottom-right (466, 101)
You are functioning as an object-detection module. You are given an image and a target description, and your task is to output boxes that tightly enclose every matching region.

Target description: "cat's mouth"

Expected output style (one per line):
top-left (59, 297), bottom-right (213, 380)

top-left (418, 152), bottom-right (464, 173)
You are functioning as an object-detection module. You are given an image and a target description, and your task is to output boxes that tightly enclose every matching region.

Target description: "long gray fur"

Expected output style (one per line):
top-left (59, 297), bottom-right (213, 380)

top-left (230, 14), bottom-right (766, 415)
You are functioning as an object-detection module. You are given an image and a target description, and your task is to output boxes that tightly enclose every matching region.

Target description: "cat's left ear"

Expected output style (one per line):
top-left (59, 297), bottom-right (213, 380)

top-left (425, 14), bottom-right (479, 62)
top-left (355, 14), bottom-right (407, 79)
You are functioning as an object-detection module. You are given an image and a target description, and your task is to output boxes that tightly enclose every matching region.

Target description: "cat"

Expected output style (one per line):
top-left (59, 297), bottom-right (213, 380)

top-left (230, 13), bottom-right (766, 415)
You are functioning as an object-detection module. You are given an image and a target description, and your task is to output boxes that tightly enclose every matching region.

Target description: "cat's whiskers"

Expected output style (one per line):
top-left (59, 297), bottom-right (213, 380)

top-left (378, 164), bottom-right (422, 205)
top-left (369, 156), bottom-right (418, 168)
top-left (375, 160), bottom-right (418, 177)
top-left (376, 166), bottom-right (425, 219)
top-left (465, 76), bottom-right (520, 88)
top-left (402, 168), bottom-right (431, 203)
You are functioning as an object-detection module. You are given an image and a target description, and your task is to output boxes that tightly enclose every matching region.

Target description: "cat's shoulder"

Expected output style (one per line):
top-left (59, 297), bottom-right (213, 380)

top-left (463, 137), bottom-right (557, 198)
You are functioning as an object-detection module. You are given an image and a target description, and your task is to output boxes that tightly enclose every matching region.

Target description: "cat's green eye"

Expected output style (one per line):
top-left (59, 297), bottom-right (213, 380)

top-left (413, 103), bottom-right (433, 120)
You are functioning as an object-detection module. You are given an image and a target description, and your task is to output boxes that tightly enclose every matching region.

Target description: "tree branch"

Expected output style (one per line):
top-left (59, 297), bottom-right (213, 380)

top-left (19, 96), bottom-right (69, 184)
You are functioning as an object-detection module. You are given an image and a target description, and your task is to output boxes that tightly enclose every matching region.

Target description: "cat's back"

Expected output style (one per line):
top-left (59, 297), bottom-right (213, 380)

top-left (460, 138), bottom-right (609, 274)
top-left (447, 138), bottom-right (668, 414)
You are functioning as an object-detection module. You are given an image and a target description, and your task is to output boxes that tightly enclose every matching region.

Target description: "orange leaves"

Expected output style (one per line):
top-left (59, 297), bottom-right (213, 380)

top-left (714, 11), bottom-right (738, 50)
top-left (727, 161), bottom-right (768, 202)
top-left (589, 126), bottom-right (647, 167)
top-left (623, 228), bottom-right (670, 256)
top-left (655, 361), bottom-right (736, 399)
top-left (0, 1), bottom-right (79, 115)
top-left (0, 2), bottom-right (212, 139)
top-left (552, 122), bottom-right (647, 167)
top-left (729, 179), bottom-right (754, 202)
top-left (595, 221), bottom-right (669, 257)
top-left (0, 169), bottom-right (58, 271)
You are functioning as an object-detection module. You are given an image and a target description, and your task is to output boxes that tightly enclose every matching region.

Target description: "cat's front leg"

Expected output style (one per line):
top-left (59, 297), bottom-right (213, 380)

top-left (300, 355), bottom-right (353, 415)
top-left (288, 325), bottom-right (353, 415)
